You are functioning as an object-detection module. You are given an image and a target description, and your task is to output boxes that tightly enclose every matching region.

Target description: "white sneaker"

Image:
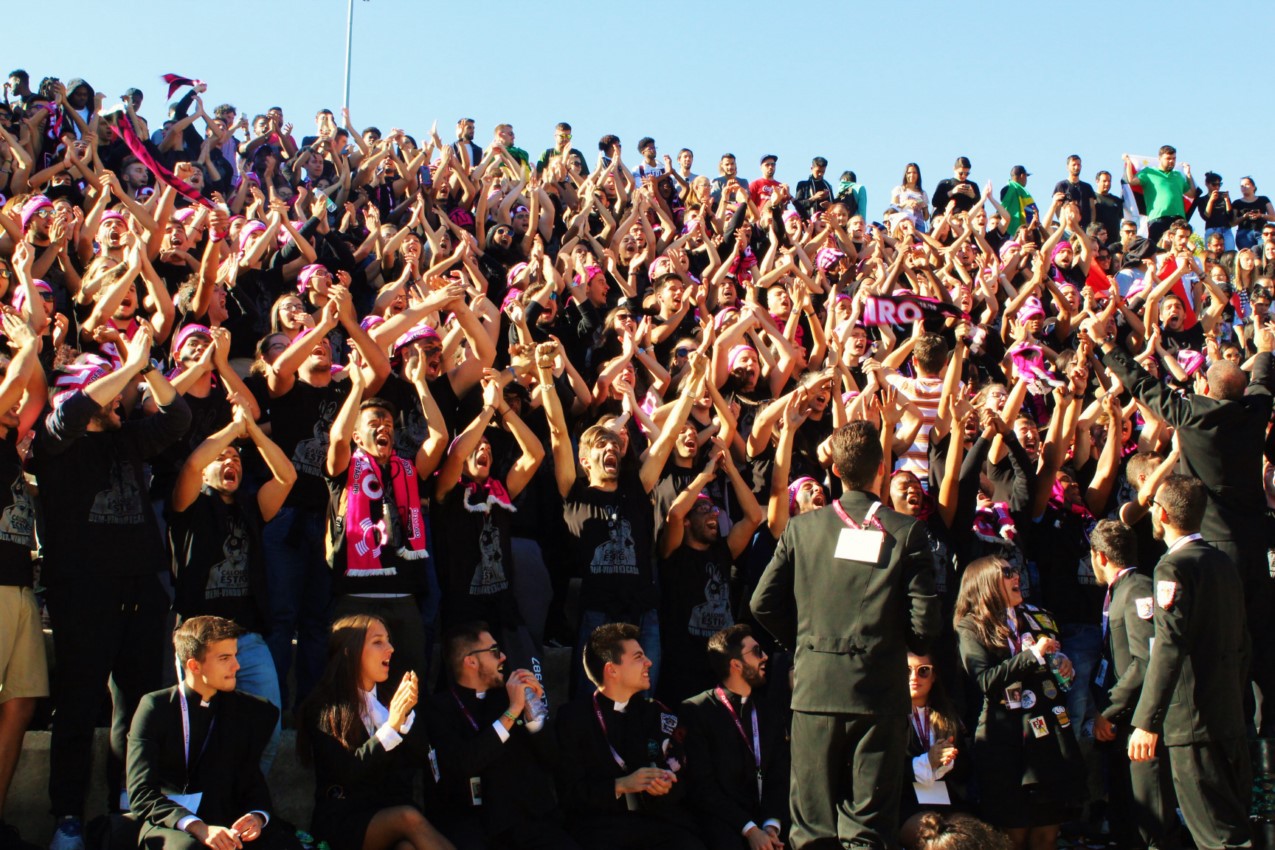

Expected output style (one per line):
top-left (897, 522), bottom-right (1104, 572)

top-left (48, 817), bottom-right (84, 850)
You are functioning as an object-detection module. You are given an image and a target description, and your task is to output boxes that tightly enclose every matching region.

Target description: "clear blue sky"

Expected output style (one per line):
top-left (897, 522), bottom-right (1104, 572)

top-left (10, 0), bottom-right (1275, 209)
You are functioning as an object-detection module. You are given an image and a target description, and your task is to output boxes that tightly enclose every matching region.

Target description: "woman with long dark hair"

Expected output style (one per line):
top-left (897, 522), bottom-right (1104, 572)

top-left (900, 652), bottom-right (969, 835)
top-left (299, 615), bottom-right (454, 850)
top-left (954, 557), bottom-right (1084, 850)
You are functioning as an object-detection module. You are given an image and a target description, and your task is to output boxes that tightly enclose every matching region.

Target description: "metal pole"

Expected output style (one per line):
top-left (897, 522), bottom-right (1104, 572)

top-left (342, 0), bottom-right (354, 111)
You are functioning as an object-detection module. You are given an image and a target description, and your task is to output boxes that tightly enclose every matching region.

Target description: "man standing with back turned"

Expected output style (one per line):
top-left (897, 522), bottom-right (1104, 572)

top-left (751, 421), bottom-right (940, 850)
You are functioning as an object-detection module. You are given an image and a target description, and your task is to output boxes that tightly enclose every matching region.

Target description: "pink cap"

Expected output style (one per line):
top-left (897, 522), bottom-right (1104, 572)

top-left (727, 344), bottom-right (756, 372)
top-left (172, 323), bottom-right (212, 355)
top-left (20, 195), bottom-right (52, 231)
top-left (393, 322), bottom-right (441, 353)
top-left (1017, 296), bottom-right (1046, 321)
top-left (238, 220), bottom-right (267, 252)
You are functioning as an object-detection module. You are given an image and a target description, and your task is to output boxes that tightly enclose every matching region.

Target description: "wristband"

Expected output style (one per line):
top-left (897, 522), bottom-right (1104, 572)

top-left (501, 709), bottom-right (518, 723)
top-left (138, 361), bottom-right (156, 376)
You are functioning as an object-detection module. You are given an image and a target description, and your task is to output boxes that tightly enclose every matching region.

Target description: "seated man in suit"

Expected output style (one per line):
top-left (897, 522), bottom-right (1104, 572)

top-left (126, 616), bottom-right (298, 850)
top-left (680, 625), bottom-right (790, 850)
top-left (424, 622), bottom-right (577, 850)
top-left (555, 623), bottom-right (705, 850)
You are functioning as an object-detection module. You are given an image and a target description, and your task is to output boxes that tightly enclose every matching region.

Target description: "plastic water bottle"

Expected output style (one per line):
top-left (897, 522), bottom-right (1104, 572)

top-left (1046, 651), bottom-right (1073, 693)
top-left (525, 656), bottom-right (548, 722)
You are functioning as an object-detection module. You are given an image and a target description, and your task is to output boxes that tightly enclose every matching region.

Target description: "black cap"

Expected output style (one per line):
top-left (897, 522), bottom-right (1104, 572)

top-left (760, 153), bottom-right (777, 165)
top-left (1010, 165), bottom-right (1031, 178)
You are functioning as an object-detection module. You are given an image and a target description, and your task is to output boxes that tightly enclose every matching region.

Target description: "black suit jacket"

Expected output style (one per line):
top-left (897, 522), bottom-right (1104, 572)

top-left (126, 686), bottom-right (276, 831)
top-left (305, 701), bottom-right (432, 830)
top-left (1132, 540), bottom-right (1250, 745)
top-left (423, 686), bottom-right (561, 836)
top-left (1101, 346), bottom-right (1273, 555)
top-left (680, 687), bottom-right (790, 837)
top-left (750, 490), bottom-right (940, 714)
top-left (1095, 572), bottom-right (1155, 724)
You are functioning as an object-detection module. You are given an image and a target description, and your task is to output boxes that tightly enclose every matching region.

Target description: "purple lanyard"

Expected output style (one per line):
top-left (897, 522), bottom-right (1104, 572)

top-left (450, 689), bottom-right (479, 732)
top-left (716, 687), bottom-right (762, 799)
top-left (592, 692), bottom-right (628, 770)
top-left (1102, 568), bottom-right (1135, 641)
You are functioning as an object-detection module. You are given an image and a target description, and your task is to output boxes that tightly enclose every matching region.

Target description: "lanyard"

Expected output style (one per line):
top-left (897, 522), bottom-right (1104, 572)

top-left (1006, 607), bottom-right (1021, 655)
top-left (1101, 568), bottom-right (1135, 641)
top-left (591, 692), bottom-right (628, 771)
top-left (177, 686), bottom-right (215, 790)
top-left (910, 706), bottom-right (932, 747)
top-left (451, 689), bottom-right (480, 732)
top-left (831, 500), bottom-right (883, 531)
top-left (715, 687), bottom-right (762, 800)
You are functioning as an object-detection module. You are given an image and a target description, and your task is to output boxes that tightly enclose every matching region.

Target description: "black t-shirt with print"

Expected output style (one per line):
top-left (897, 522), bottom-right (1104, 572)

top-left (168, 488), bottom-right (268, 632)
top-left (433, 479), bottom-right (521, 630)
top-left (562, 468), bottom-right (656, 619)
top-left (269, 378), bottom-right (349, 510)
top-left (0, 436), bottom-right (37, 587)
top-left (658, 538), bottom-right (735, 703)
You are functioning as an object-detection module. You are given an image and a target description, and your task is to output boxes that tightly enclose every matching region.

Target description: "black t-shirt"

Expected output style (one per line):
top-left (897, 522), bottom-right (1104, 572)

top-left (658, 539), bottom-right (735, 703)
top-left (148, 388), bottom-right (232, 501)
top-left (168, 488), bottom-right (268, 632)
top-left (269, 378), bottom-right (349, 510)
top-left (1160, 321), bottom-right (1206, 355)
top-left (1052, 179), bottom-right (1097, 227)
top-left (433, 480), bottom-right (521, 630)
top-left (1193, 192), bottom-right (1233, 229)
top-left (1234, 196), bottom-right (1271, 233)
top-left (0, 436), bottom-right (37, 587)
top-left (1029, 506), bottom-right (1102, 625)
top-left (562, 469), bottom-right (657, 619)
top-left (1095, 193), bottom-right (1124, 244)
top-left (932, 178), bottom-right (979, 214)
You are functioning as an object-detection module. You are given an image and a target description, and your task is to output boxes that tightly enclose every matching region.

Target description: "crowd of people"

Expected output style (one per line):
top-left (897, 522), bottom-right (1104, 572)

top-left (0, 67), bottom-right (1272, 850)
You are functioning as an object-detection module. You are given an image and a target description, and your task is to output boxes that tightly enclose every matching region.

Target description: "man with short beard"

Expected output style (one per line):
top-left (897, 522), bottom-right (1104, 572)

top-left (545, 344), bottom-right (706, 696)
top-left (680, 625), bottom-right (790, 850)
top-left (656, 445), bottom-right (762, 704)
top-left (32, 323), bottom-right (191, 850)
top-left (424, 623), bottom-right (574, 850)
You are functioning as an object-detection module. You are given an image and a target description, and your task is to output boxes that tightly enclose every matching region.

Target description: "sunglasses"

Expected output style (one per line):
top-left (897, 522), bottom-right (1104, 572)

top-left (739, 645), bottom-right (767, 660)
top-left (1000, 566), bottom-right (1020, 579)
top-left (908, 664), bottom-right (934, 679)
top-left (465, 644), bottom-right (503, 658)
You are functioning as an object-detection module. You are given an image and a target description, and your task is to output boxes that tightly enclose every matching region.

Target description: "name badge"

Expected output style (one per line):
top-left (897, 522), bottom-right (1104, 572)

top-left (835, 528), bottom-right (884, 563)
top-left (469, 777), bottom-right (483, 806)
top-left (913, 780), bottom-right (951, 805)
top-left (167, 792), bottom-right (203, 816)
top-left (1005, 682), bottom-right (1022, 710)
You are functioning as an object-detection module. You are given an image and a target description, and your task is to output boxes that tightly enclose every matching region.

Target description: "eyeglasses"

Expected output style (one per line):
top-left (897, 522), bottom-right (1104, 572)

top-left (466, 644), bottom-right (503, 658)
top-left (691, 502), bottom-right (719, 516)
top-left (1000, 566), bottom-right (1020, 578)
top-left (908, 664), bottom-right (934, 679)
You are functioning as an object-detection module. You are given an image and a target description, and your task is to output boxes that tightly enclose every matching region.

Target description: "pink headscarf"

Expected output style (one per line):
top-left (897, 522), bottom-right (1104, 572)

top-left (20, 196), bottom-right (52, 231)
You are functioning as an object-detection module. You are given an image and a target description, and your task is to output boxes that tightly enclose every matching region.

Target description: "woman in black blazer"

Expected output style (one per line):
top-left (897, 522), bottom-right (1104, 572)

top-left (298, 614), bottom-right (454, 850)
top-left (954, 557), bottom-right (1084, 850)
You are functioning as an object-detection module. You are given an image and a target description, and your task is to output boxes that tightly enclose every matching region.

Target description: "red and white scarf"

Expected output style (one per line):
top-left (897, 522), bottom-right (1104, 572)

top-left (344, 450), bottom-right (428, 575)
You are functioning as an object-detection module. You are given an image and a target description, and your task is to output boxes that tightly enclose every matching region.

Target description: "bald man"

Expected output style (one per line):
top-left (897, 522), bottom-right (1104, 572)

top-left (1090, 318), bottom-right (1275, 729)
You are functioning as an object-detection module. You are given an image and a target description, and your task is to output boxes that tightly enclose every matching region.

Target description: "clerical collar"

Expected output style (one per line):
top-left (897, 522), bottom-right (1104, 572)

top-left (182, 683), bottom-right (213, 709)
top-left (475, 690), bottom-right (487, 700)
top-left (721, 685), bottom-right (749, 704)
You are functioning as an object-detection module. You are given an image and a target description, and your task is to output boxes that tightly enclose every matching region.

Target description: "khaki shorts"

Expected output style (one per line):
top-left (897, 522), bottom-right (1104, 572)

top-left (0, 586), bottom-right (49, 702)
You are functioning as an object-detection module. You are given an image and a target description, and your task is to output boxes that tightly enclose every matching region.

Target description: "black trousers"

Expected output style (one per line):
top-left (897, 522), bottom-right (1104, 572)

top-left (789, 712), bottom-right (906, 850)
top-left (1106, 729), bottom-right (1180, 849)
top-left (47, 574), bottom-right (168, 818)
top-left (1167, 736), bottom-right (1252, 850)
